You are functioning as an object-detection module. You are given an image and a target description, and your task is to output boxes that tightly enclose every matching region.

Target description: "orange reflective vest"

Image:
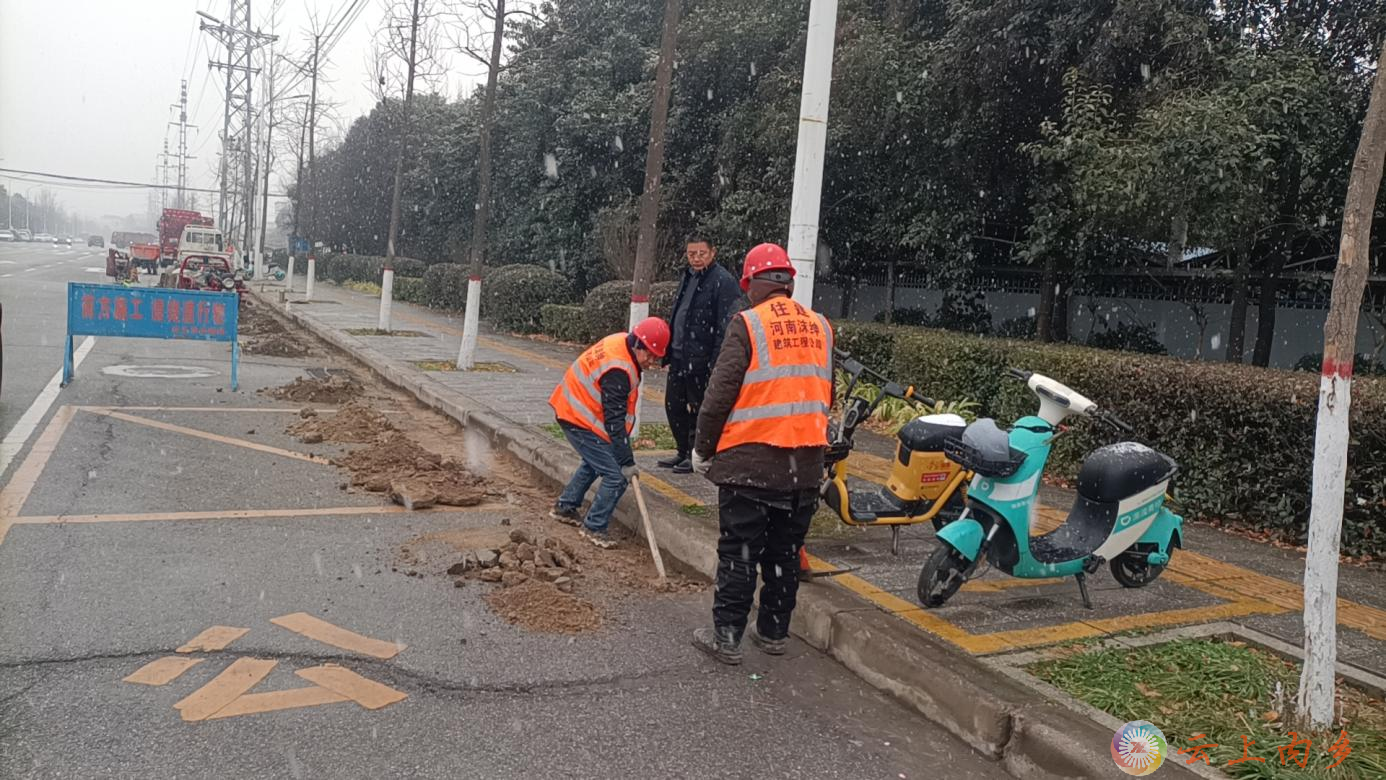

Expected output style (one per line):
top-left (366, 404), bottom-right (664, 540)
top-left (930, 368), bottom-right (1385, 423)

top-left (549, 332), bottom-right (639, 442)
top-left (716, 297), bottom-right (833, 453)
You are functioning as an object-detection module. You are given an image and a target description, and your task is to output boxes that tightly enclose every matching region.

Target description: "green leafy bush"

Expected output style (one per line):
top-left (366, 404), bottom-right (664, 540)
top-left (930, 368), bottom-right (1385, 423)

top-left (1086, 321), bottom-right (1168, 355)
top-left (392, 257), bottom-right (427, 279)
top-left (540, 304), bottom-right (590, 344)
top-left (315, 253), bottom-right (428, 284)
top-left (393, 277), bottom-right (427, 304)
top-left (583, 280), bottom-right (633, 338)
top-left (834, 320), bottom-right (1386, 556)
top-left (648, 280), bottom-right (680, 321)
top-left (484, 264), bottom-right (571, 333)
top-left (833, 322), bottom-right (897, 372)
top-left (421, 263), bottom-right (470, 310)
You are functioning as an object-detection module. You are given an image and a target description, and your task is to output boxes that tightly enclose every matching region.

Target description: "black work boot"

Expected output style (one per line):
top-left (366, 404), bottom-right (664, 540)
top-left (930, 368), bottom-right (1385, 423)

top-left (747, 626), bottom-right (786, 656)
top-left (691, 626), bottom-right (742, 666)
top-left (656, 453), bottom-right (687, 469)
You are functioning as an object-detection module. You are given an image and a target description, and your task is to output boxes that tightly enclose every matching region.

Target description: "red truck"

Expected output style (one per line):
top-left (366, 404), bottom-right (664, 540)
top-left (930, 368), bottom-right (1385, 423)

top-left (157, 208), bottom-right (217, 268)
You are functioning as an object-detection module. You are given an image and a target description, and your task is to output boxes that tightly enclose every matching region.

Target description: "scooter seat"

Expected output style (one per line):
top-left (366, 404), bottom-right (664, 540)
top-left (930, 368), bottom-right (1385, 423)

top-left (1077, 443), bottom-right (1177, 504)
top-left (897, 414), bottom-right (967, 454)
top-left (1028, 496), bottom-right (1118, 564)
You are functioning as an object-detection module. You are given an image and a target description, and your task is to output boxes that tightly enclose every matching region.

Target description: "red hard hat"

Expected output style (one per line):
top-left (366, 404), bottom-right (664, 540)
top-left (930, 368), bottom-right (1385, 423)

top-left (740, 242), bottom-right (795, 292)
top-left (631, 316), bottom-right (670, 358)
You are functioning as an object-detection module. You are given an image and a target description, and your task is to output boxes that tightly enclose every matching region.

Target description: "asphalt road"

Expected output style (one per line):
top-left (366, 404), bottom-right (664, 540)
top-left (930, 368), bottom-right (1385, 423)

top-left (0, 246), bottom-right (1001, 779)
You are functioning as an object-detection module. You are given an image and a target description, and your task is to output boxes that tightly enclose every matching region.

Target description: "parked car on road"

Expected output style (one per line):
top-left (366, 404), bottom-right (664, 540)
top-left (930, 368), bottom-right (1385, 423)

top-left (33, 233), bottom-right (55, 243)
top-left (14, 229), bottom-right (32, 241)
top-left (54, 235), bottom-right (72, 246)
top-left (0, 229), bottom-right (14, 241)
top-left (88, 235), bottom-right (105, 248)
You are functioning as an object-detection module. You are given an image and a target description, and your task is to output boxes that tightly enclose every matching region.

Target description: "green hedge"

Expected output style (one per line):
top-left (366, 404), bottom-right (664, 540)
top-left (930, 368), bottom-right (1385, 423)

top-left (484, 264), bottom-right (571, 333)
top-left (648, 280), bottom-right (680, 321)
top-left (540, 304), bottom-right (590, 343)
top-left (317, 253), bottom-right (427, 284)
top-left (835, 321), bottom-right (1386, 556)
top-left (393, 277), bottom-right (426, 304)
top-left (421, 263), bottom-right (470, 310)
top-left (583, 280), bottom-right (631, 338)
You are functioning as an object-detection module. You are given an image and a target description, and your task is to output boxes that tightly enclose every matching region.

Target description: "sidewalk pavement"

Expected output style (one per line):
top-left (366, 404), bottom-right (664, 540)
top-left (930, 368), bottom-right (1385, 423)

top-left (258, 278), bottom-right (1386, 776)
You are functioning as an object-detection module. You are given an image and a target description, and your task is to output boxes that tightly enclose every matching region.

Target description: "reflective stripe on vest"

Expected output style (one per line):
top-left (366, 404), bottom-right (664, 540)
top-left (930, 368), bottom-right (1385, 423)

top-left (548, 333), bottom-right (639, 442)
top-left (717, 298), bottom-right (833, 453)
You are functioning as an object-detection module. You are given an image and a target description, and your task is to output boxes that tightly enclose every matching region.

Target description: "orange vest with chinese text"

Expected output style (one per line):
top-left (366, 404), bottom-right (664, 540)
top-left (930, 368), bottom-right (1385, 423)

top-left (549, 332), bottom-right (639, 442)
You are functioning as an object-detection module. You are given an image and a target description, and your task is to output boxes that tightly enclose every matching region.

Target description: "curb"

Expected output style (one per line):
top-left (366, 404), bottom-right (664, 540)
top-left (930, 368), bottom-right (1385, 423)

top-left (257, 290), bottom-right (1200, 779)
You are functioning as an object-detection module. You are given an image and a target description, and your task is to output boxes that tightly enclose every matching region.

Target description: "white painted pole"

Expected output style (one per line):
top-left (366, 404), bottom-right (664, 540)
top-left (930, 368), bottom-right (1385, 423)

top-left (285, 256), bottom-right (295, 292)
top-left (378, 268), bottom-right (395, 331)
top-left (785, 0), bottom-right (838, 310)
top-left (457, 276), bottom-right (482, 369)
top-left (305, 256), bottom-right (316, 301)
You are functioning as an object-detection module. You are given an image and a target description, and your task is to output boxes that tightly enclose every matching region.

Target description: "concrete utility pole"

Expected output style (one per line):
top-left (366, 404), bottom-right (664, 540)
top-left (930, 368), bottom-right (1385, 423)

top-left (457, 0), bottom-right (506, 370)
top-left (785, 0), bottom-right (839, 309)
top-left (169, 80), bottom-right (196, 210)
top-left (1296, 36), bottom-right (1386, 730)
top-left (381, 0), bottom-right (423, 332)
top-left (307, 33), bottom-right (320, 249)
top-left (628, 0), bottom-right (681, 331)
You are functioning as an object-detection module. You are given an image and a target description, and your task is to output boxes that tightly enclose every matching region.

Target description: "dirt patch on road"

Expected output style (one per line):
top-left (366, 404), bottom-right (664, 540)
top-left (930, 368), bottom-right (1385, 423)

top-left (338, 432), bottom-right (487, 508)
top-left (239, 307), bottom-right (314, 357)
top-left (265, 374), bottom-right (363, 404)
top-left (290, 402), bottom-right (394, 443)
top-left (484, 581), bottom-right (601, 634)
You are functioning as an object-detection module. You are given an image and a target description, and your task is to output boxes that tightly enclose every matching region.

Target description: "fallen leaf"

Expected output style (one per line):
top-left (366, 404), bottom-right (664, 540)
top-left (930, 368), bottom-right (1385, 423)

top-left (1136, 682), bottom-right (1162, 699)
top-left (1262, 710), bottom-right (1280, 722)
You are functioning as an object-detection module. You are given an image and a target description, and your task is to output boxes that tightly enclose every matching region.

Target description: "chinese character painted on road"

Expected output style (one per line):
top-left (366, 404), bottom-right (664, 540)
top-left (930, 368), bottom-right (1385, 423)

top-left (1326, 731), bottom-right (1351, 769)
top-left (1226, 735), bottom-right (1265, 767)
top-left (1178, 734), bottom-right (1218, 765)
top-left (1277, 732), bottom-right (1312, 768)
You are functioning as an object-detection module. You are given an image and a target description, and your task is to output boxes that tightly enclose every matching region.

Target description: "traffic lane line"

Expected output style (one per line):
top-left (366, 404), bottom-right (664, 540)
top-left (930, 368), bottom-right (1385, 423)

top-left (123, 656), bottom-right (205, 686)
top-left (271, 612), bottom-right (406, 659)
top-left (295, 664), bottom-right (408, 709)
top-left (8, 503), bottom-right (503, 526)
top-left (176, 626), bottom-right (250, 653)
top-left (206, 686), bottom-right (350, 719)
top-left (0, 405), bottom-right (79, 543)
top-left (85, 409), bottom-right (332, 465)
top-left (0, 337), bottom-right (95, 478)
top-left (174, 657), bottom-right (278, 721)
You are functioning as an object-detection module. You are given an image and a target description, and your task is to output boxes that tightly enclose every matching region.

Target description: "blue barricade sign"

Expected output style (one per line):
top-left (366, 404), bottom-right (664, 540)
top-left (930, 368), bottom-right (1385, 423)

top-left (63, 283), bottom-right (241, 390)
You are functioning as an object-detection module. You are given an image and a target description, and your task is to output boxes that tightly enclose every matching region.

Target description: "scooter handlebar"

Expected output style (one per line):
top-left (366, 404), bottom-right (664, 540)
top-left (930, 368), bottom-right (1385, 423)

top-left (1005, 367), bottom-right (1033, 382)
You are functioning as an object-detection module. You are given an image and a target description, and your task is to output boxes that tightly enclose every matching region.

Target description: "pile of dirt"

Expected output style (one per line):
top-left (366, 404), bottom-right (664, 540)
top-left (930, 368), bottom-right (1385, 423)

top-left (265, 374), bottom-right (362, 404)
top-left (449, 528), bottom-right (583, 592)
top-left (290, 402), bottom-right (394, 443)
top-left (338, 432), bottom-right (487, 508)
top-left (244, 333), bottom-right (312, 357)
top-left (239, 307), bottom-right (287, 336)
top-left (484, 580), bottom-right (601, 634)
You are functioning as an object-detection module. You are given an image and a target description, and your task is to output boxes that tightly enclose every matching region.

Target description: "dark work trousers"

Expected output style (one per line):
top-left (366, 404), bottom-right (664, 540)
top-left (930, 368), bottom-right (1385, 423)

top-left (664, 364), bottom-right (710, 458)
top-left (712, 485), bottom-right (817, 641)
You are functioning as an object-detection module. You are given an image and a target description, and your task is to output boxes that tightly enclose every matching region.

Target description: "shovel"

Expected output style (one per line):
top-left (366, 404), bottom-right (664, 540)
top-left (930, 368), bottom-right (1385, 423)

top-left (628, 475), bottom-right (667, 583)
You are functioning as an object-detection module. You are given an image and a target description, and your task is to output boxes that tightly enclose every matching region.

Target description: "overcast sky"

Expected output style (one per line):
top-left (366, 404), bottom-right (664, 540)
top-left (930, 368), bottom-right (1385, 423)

top-left (0, 0), bottom-right (478, 226)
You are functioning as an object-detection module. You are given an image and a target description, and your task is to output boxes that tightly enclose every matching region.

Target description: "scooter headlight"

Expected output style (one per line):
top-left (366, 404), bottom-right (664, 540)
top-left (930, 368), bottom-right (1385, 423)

top-left (222, 277), bottom-right (236, 290)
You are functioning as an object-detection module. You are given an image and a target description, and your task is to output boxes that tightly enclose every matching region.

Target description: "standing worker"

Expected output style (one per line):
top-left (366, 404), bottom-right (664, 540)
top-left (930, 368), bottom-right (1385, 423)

top-left (689, 243), bottom-right (833, 664)
top-left (657, 235), bottom-right (743, 474)
top-left (549, 317), bottom-right (671, 549)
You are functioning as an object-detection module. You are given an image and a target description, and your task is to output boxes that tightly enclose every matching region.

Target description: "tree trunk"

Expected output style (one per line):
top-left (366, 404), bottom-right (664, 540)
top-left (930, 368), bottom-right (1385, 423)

top-left (629, 0), bottom-right (682, 330)
top-left (457, 0), bottom-right (505, 370)
top-left (1052, 278), bottom-right (1070, 342)
top-left (1297, 36), bottom-right (1386, 731)
top-left (1036, 254), bottom-right (1057, 342)
top-left (1225, 248), bottom-right (1251, 363)
top-left (1167, 213), bottom-right (1187, 269)
top-left (884, 258), bottom-right (897, 324)
top-left (380, 0), bottom-right (422, 332)
top-left (1252, 250), bottom-right (1286, 367)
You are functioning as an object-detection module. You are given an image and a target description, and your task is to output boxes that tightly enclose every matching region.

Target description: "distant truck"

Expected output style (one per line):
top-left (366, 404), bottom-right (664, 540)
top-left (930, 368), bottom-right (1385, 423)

top-left (158, 209), bottom-right (223, 268)
top-left (110, 230), bottom-right (158, 250)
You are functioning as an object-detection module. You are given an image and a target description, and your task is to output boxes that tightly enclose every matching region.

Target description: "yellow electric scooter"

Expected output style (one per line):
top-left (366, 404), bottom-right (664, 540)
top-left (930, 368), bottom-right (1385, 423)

top-left (819, 351), bottom-right (972, 555)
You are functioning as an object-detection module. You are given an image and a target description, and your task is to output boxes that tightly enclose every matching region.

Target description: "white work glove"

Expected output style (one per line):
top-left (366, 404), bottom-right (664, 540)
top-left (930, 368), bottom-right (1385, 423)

top-left (621, 464), bottom-right (640, 480)
top-left (691, 450), bottom-right (712, 475)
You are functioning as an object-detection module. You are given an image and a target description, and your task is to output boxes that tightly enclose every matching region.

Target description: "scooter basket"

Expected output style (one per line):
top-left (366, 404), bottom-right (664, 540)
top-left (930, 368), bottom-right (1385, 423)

top-left (943, 437), bottom-right (1026, 478)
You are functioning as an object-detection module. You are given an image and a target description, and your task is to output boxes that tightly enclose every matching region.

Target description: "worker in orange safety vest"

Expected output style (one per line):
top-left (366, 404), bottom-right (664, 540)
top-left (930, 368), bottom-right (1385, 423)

top-left (548, 317), bottom-right (670, 549)
top-left (688, 243), bottom-right (833, 664)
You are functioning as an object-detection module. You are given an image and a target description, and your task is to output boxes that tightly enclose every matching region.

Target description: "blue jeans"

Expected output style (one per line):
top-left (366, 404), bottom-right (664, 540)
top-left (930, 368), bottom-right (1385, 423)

top-left (556, 422), bottom-right (627, 534)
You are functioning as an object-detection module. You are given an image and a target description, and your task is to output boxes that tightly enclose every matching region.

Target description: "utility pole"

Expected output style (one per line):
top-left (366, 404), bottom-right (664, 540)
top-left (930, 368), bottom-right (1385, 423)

top-left (1296, 36), bottom-right (1386, 730)
top-left (457, 0), bottom-right (506, 370)
top-left (169, 80), bottom-right (195, 210)
top-left (629, 0), bottom-right (681, 331)
top-left (159, 139), bottom-right (174, 211)
top-left (785, 0), bottom-right (839, 309)
top-left (380, 0), bottom-right (423, 332)
top-left (307, 33), bottom-right (320, 250)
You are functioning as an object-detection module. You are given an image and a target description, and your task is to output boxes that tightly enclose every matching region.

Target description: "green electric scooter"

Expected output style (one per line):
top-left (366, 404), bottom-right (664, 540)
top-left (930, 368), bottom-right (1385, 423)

top-left (918, 368), bottom-right (1184, 609)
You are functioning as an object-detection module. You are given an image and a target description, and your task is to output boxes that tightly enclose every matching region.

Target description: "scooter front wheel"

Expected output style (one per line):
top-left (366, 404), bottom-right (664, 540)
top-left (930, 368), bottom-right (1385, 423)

top-left (1110, 547), bottom-right (1167, 588)
top-left (917, 543), bottom-right (970, 608)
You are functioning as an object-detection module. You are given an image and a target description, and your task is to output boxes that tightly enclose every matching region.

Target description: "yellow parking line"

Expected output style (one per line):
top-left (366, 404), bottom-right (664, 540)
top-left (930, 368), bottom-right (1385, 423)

top-left (637, 473), bottom-right (704, 508)
top-left (124, 656), bottom-right (205, 686)
top-left (177, 626), bottom-right (250, 653)
top-left (175, 657), bottom-right (278, 721)
top-left (271, 612), bottom-right (406, 659)
top-left (87, 409), bottom-right (331, 465)
top-left (295, 664), bottom-right (407, 709)
top-left (206, 686), bottom-right (349, 719)
top-left (0, 405), bottom-right (77, 544)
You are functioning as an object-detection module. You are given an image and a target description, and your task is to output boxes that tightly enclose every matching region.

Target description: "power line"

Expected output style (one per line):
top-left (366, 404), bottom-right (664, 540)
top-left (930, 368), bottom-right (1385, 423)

top-left (0, 167), bottom-right (290, 197)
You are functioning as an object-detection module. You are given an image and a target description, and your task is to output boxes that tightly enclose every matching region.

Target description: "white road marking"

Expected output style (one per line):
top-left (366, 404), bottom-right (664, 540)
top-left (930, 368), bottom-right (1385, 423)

top-left (0, 337), bottom-right (97, 478)
top-left (0, 274), bottom-right (11, 278)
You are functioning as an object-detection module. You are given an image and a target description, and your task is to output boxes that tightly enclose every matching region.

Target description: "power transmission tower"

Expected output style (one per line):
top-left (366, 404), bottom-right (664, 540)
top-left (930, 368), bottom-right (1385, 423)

top-left (169, 80), bottom-right (197, 210)
top-left (159, 139), bottom-right (175, 210)
top-left (200, 0), bottom-right (276, 254)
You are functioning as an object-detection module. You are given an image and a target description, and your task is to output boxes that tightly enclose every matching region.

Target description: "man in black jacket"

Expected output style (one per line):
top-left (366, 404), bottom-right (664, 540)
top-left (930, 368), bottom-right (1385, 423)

top-left (658, 236), bottom-right (744, 473)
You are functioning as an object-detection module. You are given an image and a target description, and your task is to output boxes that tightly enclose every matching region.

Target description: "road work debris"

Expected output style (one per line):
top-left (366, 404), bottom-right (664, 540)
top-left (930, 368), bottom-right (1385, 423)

top-left (265, 374), bottom-right (363, 404)
top-left (290, 402), bottom-right (394, 443)
top-left (484, 581), bottom-right (601, 634)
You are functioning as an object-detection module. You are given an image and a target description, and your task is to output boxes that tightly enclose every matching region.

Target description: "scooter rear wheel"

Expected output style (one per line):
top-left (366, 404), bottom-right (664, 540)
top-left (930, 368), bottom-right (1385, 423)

top-left (917, 544), bottom-right (970, 608)
top-left (1110, 547), bottom-right (1167, 588)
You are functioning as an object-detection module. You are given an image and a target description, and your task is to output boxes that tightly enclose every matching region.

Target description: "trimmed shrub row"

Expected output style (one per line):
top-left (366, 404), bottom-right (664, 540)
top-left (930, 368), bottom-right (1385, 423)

top-left (540, 304), bottom-right (589, 343)
top-left (483, 264), bottom-right (572, 333)
top-left (317, 253), bottom-right (427, 285)
top-left (835, 321), bottom-right (1386, 557)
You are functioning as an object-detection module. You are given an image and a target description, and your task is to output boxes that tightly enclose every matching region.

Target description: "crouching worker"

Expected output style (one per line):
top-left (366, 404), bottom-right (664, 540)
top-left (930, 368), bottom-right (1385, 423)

top-left (690, 243), bottom-right (833, 664)
top-left (548, 317), bottom-right (671, 550)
